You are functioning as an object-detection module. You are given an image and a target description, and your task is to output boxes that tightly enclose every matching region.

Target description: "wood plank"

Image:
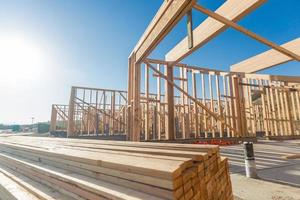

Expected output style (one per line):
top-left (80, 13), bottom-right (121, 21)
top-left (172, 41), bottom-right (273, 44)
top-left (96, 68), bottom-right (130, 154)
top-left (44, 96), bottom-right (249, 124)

top-left (0, 146), bottom-right (177, 191)
top-left (7, 136), bottom-right (218, 155)
top-left (0, 170), bottom-right (40, 200)
top-left (0, 142), bottom-right (186, 180)
top-left (41, 143), bottom-right (206, 162)
top-left (156, 64), bottom-right (162, 140)
top-left (133, 0), bottom-right (195, 63)
top-left (192, 73), bottom-right (199, 137)
top-left (67, 87), bottom-right (76, 137)
top-left (0, 153), bottom-right (164, 200)
top-left (0, 166), bottom-right (74, 200)
top-left (209, 74), bottom-right (215, 137)
top-left (0, 136), bottom-right (232, 200)
top-left (0, 149), bottom-right (175, 199)
top-left (193, 4), bottom-right (300, 62)
top-left (231, 38), bottom-right (300, 73)
top-left (145, 64), bottom-right (150, 140)
top-left (165, 65), bottom-right (175, 140)
top-left (132, 61), bottom-right (141, 141)
top-left (166, 0), bottom-right (265, 62)
top-left (50, 105), bottom-right (57, 132)
top-left (227, 73), bottom-right (300, 84)
top-left (201, 73), bottom-right (208, 137)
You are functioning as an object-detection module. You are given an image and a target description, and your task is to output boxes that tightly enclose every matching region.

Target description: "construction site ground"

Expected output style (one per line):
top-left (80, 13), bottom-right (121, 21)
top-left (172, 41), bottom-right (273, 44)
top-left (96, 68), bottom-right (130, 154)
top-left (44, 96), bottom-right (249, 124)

top-left (221, 140), bottom-right (300, 200)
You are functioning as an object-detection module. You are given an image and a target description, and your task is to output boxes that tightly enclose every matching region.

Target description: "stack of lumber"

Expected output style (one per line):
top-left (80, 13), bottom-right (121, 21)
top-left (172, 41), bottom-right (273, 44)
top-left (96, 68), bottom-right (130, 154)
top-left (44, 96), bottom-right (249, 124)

top-left (0, 136), bottom-right (233, 200)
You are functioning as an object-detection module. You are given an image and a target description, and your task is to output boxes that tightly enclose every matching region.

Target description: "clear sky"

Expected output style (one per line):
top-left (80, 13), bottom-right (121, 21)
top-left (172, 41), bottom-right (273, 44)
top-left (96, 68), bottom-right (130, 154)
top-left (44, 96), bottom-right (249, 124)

top-left (0, 0), bottom-right (299, 124)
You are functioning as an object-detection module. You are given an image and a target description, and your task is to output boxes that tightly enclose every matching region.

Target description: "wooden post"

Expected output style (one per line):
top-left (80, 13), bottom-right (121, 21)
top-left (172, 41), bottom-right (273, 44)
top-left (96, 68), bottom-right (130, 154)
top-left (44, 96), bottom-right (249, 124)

top-left (228, 76), bottom-right (236, 137)
top-left (50, 105), bottom-right (57, 133)
top-left (278, 83), bottom-right (288, 135)
top-left (295, 91), bottom-right (300, 133)
top-left (87, 90), bottom-right (92, 135)
top-left (232, 77), bottom-right (244, 137)
top-left (165, 64), bottom-right (175, 140)
top-left (248, 79), bottom-right (255, 136)
top-left (274, 84), bottom-right (284, 135)
top-left (110, 91), bottom-right (116, 135)
top-left (290, 91), bottom-right (298, 135)
top-left (157, 64), bottom-right (161, 140)
top-left (145, 64), bottom-right (150, 140)
top-left (201, 73), bottom-right (208, 137)
top-left (103, 91), bottom-right (107, 135)
top-left (244, 79), bottom-right (252, 137)
top-left (95, 91), bottom-right (99, 135)
top-left (180, 68), bottom-right (185, 138)
top-left (223, 76), bottom-right (231, 137)
top-left (127, 55), bottom-right (134, 140)
top-left (80, 89), bottom-right (85, 135)
top-left (269, 85), bottom-right (278, 136)
top-left (186, 10), bottom-right (193, 49)
top-left (67, 86), bottom-right (76, 137)
top-left (240, 78), bottom-right (247, 137)
top-left (132, 61), bottom-right (141, 141)
top-left (208, 74), bottom-right (215, 137)
top-left (215, 75), bottom-right (223, 137)
top-left (259, 80), bottom-right (269, 137)
top-left (283, 83), bottom-right (294, 136)
top-left (181, 67), bottom-right (190, 139)
top-left (192, 72), bottom-right (199, 137)
top-left (265, 81), bottom-right (273, 136)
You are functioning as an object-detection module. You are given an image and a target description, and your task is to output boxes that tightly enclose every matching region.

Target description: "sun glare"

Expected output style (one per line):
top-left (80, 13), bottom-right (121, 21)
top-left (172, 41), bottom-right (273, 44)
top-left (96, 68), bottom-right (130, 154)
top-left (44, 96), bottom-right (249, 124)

top-left (0, 36), bottom-right (45, 84)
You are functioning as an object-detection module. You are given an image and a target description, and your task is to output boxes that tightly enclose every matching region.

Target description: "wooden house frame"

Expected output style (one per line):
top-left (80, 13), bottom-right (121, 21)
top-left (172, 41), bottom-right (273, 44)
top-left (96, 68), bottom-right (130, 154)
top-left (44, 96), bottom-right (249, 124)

top-left (128, 0), bottom-right (300, 141)
top-left (66, 86), bottom-right (128, 137)
top-left (50, 104), bottom-right (69, 133)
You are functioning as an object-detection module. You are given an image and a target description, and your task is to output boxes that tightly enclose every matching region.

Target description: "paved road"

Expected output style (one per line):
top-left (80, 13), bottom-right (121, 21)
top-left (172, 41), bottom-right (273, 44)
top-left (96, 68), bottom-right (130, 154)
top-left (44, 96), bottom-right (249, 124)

top-left (221, 140), bottom-right (300, 187)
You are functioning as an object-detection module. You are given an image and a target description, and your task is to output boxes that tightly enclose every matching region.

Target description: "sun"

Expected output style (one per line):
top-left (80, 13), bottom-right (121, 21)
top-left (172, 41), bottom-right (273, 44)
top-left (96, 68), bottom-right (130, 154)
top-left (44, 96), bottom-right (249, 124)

top-left (0, 36), bottom-right (44, 84)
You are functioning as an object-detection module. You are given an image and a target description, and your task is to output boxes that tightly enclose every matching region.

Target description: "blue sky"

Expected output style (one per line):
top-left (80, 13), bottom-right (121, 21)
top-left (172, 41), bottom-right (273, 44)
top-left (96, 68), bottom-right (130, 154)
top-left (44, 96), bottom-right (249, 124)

top-left (0, 0), bottom-right (299, 124)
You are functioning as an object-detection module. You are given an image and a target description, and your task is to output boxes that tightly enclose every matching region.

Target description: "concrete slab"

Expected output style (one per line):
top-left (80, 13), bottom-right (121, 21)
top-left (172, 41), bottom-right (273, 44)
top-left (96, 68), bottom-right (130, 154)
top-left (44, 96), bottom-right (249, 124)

top-left (221, 140), bottom-right (300, 187)
top-left (232, 174), bottom-right (300, 200)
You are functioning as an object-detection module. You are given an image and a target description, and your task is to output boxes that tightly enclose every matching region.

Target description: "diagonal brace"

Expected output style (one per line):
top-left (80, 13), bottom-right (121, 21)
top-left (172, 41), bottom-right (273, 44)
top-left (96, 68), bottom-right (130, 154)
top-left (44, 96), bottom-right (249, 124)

top-left (144, 60), bottom-right (237, 134)
top-left (193, 4), bottom-right (300, 61)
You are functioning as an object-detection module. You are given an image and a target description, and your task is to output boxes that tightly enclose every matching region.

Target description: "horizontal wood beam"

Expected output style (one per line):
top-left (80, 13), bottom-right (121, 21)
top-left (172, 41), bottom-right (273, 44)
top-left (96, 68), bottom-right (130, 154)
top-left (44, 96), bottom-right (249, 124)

top-left (242, 73), bottom-right (300, 84)
top-left (231, 38), bottom-right (300, 73)
top-left (152, 73), bottom-right (187, 81)
top-left (73, 86), bottom-right (127, 94)
top-left (166, 0), bottom-right (266, 63)
top-left (132, 0), bottom-right (195, 63)
top-left (144, 58), bottom-right (219, 72)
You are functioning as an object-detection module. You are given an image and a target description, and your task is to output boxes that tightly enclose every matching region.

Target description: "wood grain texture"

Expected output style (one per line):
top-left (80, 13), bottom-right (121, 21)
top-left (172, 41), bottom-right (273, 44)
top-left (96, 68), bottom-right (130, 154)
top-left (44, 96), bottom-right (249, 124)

top-left (0, 136), bottom-right (233, 200)
top-left (166, 0), bottom-right (266, 63)
top-left (231, 38), bottom-right (300, 73)
top-left (133, 0), bottom-right (195, 63)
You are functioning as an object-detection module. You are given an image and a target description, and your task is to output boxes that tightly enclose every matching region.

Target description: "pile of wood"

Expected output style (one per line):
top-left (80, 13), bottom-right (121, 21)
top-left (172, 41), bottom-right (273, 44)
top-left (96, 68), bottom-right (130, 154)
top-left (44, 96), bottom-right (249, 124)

top-left (0, 136), bottom-right (233, 200)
